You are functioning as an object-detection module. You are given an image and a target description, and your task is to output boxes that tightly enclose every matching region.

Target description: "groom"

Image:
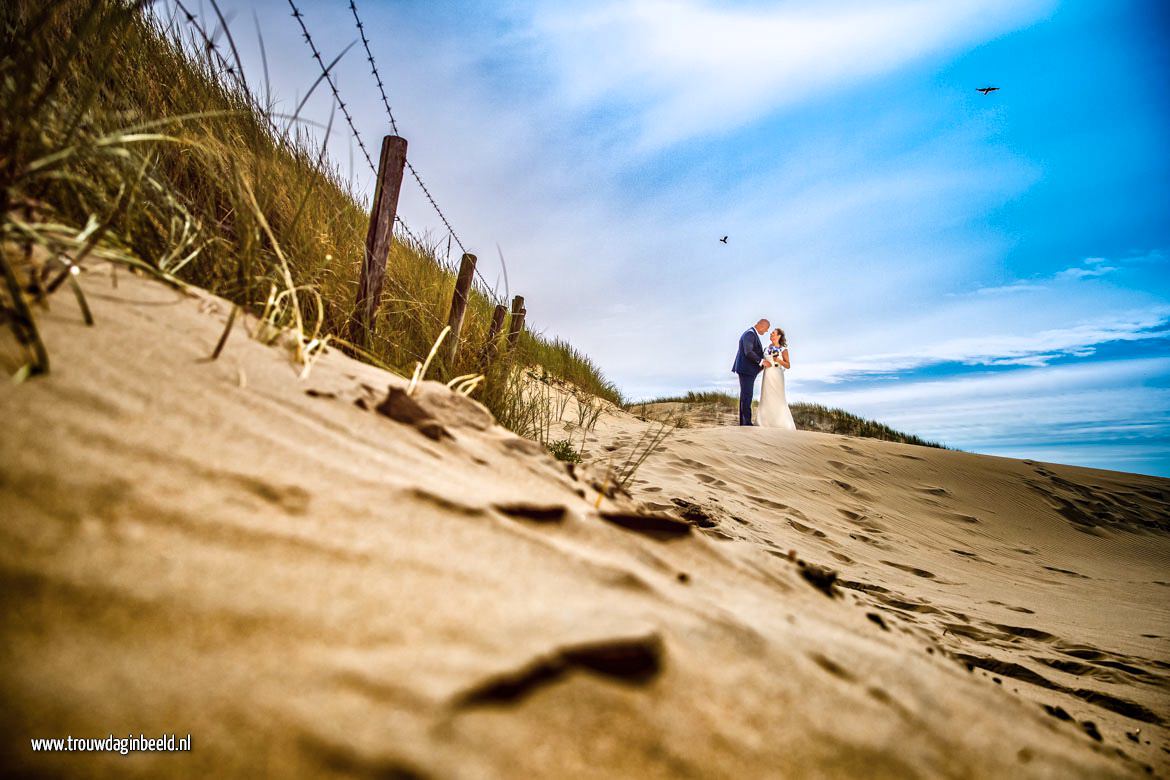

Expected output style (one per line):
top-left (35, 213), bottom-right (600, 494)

top-left (732, 319), bottom-right (770, 426)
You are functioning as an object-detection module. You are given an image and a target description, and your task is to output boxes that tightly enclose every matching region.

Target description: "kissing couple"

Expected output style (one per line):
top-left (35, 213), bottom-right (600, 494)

top-left (732, 319), bottom-right (796, 429)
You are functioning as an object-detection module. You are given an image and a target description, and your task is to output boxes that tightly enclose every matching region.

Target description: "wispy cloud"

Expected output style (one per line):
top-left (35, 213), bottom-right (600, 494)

top-left (530, 0), bottom-right (1054, 149)
top-left (973, 281), bottom-right (1047, 295)
top-left (808, 357), bottom-right (1170, 475)
top-left (1055, 256), bottom-right (1118, 280)
top-left (971, 250), bottom-right (1165, 295)
top-left (797, 308), bottom-right (1170, 383)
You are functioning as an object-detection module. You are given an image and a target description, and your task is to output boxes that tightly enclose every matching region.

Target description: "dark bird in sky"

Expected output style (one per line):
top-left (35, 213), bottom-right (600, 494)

top-left (720, 236), bottom-right (728, 244)
top-left (977, 86), bottom-right (1000, 95)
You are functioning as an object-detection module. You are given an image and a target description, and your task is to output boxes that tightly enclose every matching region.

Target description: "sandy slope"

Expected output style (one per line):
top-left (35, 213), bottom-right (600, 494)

top-left (0, 268), bottom-right (1166, 778)
top-left (611, 410), bottom-right (1170, 771)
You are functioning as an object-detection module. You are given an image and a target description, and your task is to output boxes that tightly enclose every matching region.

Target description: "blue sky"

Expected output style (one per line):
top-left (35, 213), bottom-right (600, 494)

top-left (194, 0), bottom-right (1168, 476)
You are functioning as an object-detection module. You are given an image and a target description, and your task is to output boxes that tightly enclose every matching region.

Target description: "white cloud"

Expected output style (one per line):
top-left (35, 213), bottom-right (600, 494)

top-left (806, 357), bottom-right (1170, 475)
top-left (795, 308), bottom-right (1170, 383)
top-left (1055, 260), bottom-right (1118, 280)
top-left (530, 0), bottom-right (1054, 149)
top-left (969, 250), bottom-right (1165, 295)
top-left (972, 281), bottom-right (1047, 295)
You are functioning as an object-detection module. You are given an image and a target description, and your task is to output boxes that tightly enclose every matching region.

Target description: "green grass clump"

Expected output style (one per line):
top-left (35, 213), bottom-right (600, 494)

top-left (0, 0), bottom-right (619, 422)
top-left (546, 439), bottom-right (581, 464)
top-left (635, 390), bottom-right (740, 410)
top-left (789, 403), bottom-right (946, 449)
top-left (631, 392), bottom-right (946, 449)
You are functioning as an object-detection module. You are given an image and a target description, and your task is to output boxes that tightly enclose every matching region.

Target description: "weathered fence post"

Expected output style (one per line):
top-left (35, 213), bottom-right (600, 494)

top-left (479, 303), bottom-right (507, 372)
top-left (443, 253), bottom-right (477, 365)
top-left (506, 295), bottom-right (526, 351)
top-left (347, 135), bottom-right (408, 348)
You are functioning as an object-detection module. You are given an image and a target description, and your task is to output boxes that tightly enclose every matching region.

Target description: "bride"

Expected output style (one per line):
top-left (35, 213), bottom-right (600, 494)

top-left (759, 327), bottom-right (796, 430)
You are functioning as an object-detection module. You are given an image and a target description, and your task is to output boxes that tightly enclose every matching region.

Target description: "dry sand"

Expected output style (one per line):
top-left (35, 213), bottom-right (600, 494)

top-left (1, 268), bottom-right (1167, 778)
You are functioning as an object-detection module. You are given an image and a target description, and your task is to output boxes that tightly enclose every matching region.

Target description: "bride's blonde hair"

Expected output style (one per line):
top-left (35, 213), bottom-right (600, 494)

top-left (771, 327), bottom-right (787, 348)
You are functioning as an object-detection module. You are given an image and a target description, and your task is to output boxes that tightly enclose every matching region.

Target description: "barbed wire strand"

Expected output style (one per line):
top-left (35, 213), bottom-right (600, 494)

top-left (347, 0), bottom-right (499, 297)
top-left (291, 0), bottom-right (487, 346)
top-left (283, 0), bottom-right (423, 248)
top-left (286, 0), bottom-right (374, 171)
top-left (172, 1), bottom-right (248, 100)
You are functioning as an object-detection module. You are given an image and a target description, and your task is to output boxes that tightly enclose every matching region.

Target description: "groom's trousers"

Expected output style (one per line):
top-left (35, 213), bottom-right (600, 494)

top-left (737, 372), bottom-right (755, 426)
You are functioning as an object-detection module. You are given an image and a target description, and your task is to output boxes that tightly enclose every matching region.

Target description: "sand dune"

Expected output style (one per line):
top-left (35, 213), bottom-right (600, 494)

top-left (1, 269), bottom-right (1167, 777)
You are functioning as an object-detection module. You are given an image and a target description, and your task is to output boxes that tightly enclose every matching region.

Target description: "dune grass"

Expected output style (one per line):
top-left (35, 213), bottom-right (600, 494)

top-left (631, 391), bottom-right (947, 449)
top-left (0, 0), bottom-right (620, 421)
top-left (788, 402), bottom-right (947, 449)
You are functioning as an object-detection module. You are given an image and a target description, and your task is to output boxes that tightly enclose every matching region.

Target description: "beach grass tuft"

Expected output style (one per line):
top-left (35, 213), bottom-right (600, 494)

top-left (0, 0), bottom-right (619, 423)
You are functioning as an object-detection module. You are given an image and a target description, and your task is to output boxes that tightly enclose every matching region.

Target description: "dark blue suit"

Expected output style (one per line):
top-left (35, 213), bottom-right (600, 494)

top-left (732, 328), bottom-right (764, 426)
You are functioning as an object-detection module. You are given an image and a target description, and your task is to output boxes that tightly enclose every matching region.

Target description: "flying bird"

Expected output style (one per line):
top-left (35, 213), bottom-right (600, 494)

top-left (720, 236), bottom-right (728, 244)
top-left (977, 86), bottom-right (1000, 95)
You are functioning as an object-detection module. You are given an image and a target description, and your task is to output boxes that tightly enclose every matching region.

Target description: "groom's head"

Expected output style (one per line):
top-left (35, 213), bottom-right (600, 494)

top-left (754, 319), bottom-right (770, 335)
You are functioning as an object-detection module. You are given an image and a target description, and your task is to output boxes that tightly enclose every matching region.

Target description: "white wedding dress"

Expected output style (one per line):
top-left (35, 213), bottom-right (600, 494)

top-left (758, 349), bottom-right (796, 430)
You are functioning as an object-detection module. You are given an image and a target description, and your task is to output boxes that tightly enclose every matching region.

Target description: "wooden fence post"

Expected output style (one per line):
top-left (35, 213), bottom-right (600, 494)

top-left (506, 295), bottom-right (526, 351)
top-left (479, 303), bottom-right (507, 372)
top-left (443, 253), bottom-right (477, 365)
top-left (347, 135), bottom-right (408, 348)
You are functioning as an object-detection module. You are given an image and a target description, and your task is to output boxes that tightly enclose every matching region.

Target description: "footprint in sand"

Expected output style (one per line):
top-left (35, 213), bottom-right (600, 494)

top-left (988, 623), bottom-right (1056, 642)
top-left (949, 549), bottom-right (991, 564)
top-left (1032, 656), bottom-right (1161, 687)
top-left (696, 473), bottom-right (727, 487)
top-left (831, 479), bottom-right (859, 494)
top-left (964, 654), bottom-right (1166, 726)
top-left (1042, 565), bottom-right (1089, 580)
top-left (848, 533), bottom-right (891, 550)
top-left (918, 485), bottom-right (949, 496)
top-left (943, 624), bottom-right (1001, 641)
top-left (788, 519), bottom-right (828, 539)
top-left (882, 598), bottom-right (943, 615)
top-left (830, 479), bottom-right (875, 501)
top-left (747, 494), bottom-right (788, 511)
top-left (837, 579), bottom-right (892, 596)
top-left (674, 457), bottom-right (706, 468)
top-left (880, 560), bottom-right (936, 579)
top-left (826, 460), bottom-right (865, 479)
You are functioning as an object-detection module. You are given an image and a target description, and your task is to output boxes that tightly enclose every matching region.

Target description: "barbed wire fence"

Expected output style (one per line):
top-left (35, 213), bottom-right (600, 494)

top-left (346, 0), bottom-right (499, 298)
top-left (345, 0), bottom-right (491, 291)
top-left (163, 0), bottom-right (518, 360)
top-left (283, 0), bottom-right (435, 250)
top-left (168, 0), bottom-right (487, 276)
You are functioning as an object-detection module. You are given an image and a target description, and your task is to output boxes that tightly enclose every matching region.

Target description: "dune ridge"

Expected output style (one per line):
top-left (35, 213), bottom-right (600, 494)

top-left (1, 269), bottom-right (1167, 778)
